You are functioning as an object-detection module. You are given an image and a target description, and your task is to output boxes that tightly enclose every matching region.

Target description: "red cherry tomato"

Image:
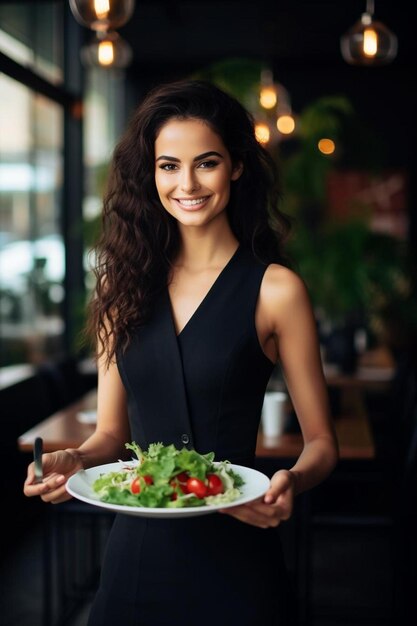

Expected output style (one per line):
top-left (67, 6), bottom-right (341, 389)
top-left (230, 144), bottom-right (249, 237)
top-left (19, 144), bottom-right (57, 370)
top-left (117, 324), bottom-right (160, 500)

top-left (131, 478), bottom-right (140, 494)
top-left (130, 475), bottom-right (153, 494)
top-left (176, 471), bottom-right (189, 484)
top-left (170, 472), bottom-right (189, 494)
top-left (206, 473), bottom-right (224, 496)
top-left (185, 477), bottom-right (207, 499)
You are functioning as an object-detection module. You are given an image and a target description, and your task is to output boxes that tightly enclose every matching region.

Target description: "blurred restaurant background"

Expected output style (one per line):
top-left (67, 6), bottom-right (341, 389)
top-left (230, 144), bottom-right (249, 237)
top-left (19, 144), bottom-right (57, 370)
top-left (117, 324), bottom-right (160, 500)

top-left (0, 1), bottom-right (416, 625)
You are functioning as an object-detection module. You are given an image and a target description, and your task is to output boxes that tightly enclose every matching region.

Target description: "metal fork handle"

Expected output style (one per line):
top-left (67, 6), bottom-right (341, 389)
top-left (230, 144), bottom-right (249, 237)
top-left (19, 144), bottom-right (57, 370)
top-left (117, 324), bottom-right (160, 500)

top-left (33, 437), bottom-right (44, 484)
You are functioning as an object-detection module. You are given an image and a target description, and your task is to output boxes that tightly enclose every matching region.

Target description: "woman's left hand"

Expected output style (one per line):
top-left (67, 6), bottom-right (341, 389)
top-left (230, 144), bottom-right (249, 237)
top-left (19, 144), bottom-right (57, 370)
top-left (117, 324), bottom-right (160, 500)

top-left (218, 469), bottom-right (296, 528)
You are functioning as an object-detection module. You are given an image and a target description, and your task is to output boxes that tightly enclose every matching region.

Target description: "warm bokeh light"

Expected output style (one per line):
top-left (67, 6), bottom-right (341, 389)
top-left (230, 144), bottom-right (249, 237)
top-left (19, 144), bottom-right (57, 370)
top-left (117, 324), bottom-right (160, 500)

top-left (318, 138), bottom-right (335, 155)
top-left (276, 114), bottom-right (295, 135)
top-left (255, 122), bottom-right (270, 144)
top-left (98, 40), bottom-right (114, 65)
top-left (94, 0), bottom-right (110, 19)
top-left (259, 87), bottom-right (277, 109)
top-left (363, 28), bottom-right (378, 56)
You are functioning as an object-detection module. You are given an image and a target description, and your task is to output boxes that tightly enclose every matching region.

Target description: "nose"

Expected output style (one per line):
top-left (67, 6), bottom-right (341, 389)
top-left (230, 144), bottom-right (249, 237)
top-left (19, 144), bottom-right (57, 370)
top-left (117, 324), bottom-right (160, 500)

top-left (180, 167), bottom-right (200, 194)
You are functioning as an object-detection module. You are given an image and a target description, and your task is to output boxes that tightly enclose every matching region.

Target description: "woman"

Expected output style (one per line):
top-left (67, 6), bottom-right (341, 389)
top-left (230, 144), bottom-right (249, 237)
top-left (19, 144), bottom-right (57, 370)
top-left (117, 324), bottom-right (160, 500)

top-left (24, 80), bottom-right (338, 625)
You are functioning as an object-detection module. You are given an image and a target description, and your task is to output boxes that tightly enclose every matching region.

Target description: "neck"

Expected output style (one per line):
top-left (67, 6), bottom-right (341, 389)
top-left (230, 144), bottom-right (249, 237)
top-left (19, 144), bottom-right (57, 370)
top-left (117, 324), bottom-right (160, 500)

top-left (176, 219), bottom-right (239, 269)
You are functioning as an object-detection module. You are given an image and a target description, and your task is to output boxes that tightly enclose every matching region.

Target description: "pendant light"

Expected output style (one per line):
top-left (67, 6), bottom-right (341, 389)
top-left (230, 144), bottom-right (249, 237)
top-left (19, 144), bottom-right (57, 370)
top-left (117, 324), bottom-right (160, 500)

top-left (259, 70), bottom-right (277, 110)
top-left (69, 0), bottom-right (135, 33)
top-left (81, 30), bottom-right (132, 68)
top-left (340, 0), bottom-right (398, 66)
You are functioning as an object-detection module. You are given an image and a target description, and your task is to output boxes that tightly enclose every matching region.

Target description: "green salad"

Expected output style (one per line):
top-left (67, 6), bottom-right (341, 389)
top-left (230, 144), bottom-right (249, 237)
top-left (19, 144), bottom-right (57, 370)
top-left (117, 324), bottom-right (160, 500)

top-left (92, 442), bottom-right (245, 508)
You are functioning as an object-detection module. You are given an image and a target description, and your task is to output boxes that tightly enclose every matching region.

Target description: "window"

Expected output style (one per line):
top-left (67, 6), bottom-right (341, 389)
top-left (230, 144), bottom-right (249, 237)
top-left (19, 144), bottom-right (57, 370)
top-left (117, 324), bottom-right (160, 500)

top-left (0, 2), bottom-right (63, 84)
top-left (83, 67), bottom-right (126, 292)
top-left (0, 2), bottom-right (66, 370)
top-left (0, 74), bottom-right (64, 367)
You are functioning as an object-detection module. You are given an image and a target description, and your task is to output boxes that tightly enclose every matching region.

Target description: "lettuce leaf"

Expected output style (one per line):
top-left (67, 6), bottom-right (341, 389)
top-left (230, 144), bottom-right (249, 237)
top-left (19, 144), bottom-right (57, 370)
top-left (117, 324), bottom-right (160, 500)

top-left (92, 442), bottom-right (245, 509)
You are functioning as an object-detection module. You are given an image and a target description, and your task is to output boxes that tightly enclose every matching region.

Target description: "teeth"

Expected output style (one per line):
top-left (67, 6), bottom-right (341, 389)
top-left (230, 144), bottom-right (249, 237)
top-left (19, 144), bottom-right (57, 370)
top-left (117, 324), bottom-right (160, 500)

top-left (177, 197), bottom-right (207, 206)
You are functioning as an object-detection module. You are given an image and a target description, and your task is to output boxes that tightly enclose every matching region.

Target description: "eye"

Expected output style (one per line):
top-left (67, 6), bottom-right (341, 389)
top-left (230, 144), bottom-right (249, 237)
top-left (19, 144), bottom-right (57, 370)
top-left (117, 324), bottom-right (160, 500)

top-left (198, 160), bottom-right (219, 169)
top-left (159, 163), bottom-right (178, 171)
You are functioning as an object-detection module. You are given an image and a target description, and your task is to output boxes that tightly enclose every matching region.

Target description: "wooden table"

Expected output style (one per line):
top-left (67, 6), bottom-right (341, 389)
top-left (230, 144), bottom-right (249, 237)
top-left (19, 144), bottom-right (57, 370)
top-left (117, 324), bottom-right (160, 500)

top-left (18, 389), bottom-right (98, 452)
top-left (18, 388), bottom-right (374, 460)
top-left (257, 412), bottom-right (374, 459)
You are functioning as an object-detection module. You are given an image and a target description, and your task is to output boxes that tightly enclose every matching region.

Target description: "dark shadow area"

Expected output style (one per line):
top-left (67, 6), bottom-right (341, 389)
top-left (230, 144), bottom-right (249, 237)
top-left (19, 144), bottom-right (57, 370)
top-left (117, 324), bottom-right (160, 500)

top-left (1, 359), bottom-right (97, 559)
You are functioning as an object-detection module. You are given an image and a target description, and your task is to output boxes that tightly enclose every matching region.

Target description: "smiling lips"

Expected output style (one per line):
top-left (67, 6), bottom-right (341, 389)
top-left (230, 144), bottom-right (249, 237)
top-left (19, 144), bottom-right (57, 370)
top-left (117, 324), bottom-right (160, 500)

top-left (174, 196), bottom-right (211, 210)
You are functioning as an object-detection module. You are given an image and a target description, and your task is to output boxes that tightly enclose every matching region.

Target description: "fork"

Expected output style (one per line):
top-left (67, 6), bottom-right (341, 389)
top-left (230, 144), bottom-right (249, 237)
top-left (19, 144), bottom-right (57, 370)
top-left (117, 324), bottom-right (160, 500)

top-left (33, 437), bottom-right (44, 484)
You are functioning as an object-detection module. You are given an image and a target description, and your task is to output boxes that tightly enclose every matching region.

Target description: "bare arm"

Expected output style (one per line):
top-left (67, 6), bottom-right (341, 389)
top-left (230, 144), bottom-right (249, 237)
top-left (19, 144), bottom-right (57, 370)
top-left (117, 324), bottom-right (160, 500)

top-left (24, 349), bottom-right (130, 503)
top-left (68, 354), bottom-right (131, 469)
top-left (271, 267), bottom-right (339, 495)
top-left (220, 265), bottom-right (339, 527)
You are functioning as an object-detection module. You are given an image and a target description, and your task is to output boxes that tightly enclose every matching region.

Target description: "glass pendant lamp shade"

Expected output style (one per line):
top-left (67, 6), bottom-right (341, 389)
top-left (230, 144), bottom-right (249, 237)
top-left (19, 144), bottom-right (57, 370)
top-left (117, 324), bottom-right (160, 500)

top-left (81, 31), bottom-right (133, 68)
top-left (69, 0), bottom-right (135, 32)
top-left (340, 1), bottom-right (398, 65)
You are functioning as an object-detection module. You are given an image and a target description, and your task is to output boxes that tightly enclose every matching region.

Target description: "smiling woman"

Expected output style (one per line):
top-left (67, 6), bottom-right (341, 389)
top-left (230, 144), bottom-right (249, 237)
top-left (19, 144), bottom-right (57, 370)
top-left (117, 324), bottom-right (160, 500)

top-left (86, 79), bottom-right (291, 367)
top-left (24, 79), bottom-right (338, 626)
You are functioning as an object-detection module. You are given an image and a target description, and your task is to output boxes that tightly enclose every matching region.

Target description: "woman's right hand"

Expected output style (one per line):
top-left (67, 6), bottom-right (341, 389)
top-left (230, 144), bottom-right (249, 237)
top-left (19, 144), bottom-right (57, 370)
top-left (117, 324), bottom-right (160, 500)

top-left (23, 449), bottom-right (83, 504)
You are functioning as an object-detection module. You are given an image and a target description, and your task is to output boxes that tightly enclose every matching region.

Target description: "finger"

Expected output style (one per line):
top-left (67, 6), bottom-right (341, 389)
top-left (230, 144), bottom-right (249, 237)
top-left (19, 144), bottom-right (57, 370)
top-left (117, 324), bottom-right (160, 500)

top-left (263, 480), bottom-right (286, 504)
top-left (25, 455), bottom-right (57, 485)
top-left (40, 481), bottom-right (69, 504)
top-left (24, 481), bottom-right (50, 498)
top-left (43, 488), bottom-right (72, 504)
top-left (218, 506), bottom-right (280, 529)
top-left (266, 495), bottom-right (293, 520)
top-left (219, 508), bottom-right (268, 527)
top-left (250, 501), bottom-right (287, 518)
top-left (42, 472), bottom-right (62, 482)
top-left (25, 463), bottom-right (35, 485)
top-left (41, 474), bottom-right (67, 502)
top-left (42, 474), bottom-right (66, 491)
top-left (264, 471), bottom-right (294, 504)
top-left (223, 496), bottom-right (290, 523)
top-left (24, 473), bottom-right (66, 497)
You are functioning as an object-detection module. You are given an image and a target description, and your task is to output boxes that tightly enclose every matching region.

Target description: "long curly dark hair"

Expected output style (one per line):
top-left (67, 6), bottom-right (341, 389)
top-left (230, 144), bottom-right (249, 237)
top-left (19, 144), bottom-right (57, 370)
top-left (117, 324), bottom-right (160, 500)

top-left (88, 79), bottom-right (291, 364)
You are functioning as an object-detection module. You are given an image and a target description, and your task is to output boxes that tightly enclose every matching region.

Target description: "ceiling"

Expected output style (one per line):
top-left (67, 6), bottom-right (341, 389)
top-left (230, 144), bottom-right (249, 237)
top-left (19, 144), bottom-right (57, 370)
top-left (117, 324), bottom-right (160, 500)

top-left (117, 0), bottom-right (412, 77)
top-left (112, 0), bottom-right (415, 150)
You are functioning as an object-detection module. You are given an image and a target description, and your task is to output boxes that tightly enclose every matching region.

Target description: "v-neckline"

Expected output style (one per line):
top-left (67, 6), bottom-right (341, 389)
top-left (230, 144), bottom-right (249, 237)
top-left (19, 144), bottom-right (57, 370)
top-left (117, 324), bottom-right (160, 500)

top-left (166, 243), bottom-right (242, 338)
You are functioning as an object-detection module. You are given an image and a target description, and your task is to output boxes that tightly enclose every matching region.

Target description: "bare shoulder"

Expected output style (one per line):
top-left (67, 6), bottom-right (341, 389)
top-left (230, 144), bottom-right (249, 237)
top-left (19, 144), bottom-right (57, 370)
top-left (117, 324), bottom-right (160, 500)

top-left (262, 263), bottom-right (309, 304)
top-left (259, 263), bottom-right (313, 332)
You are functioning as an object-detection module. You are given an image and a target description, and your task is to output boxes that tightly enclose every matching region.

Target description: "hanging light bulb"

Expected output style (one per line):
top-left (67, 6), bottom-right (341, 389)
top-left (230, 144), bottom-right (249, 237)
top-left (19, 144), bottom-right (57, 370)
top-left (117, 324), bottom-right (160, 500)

top-left (276, 114), bottom-right (295, 136)
top-left (81, 30), bottom-right (133, 68)
top-left (69, 0), bottom-right (135, 33)
top-left (340, 0), bottom-right (397, 65)
top-left (259, 69), bottom-right (277, 109)
top-left (318, 138), bottom-right (336, 155)
top-left (255, 122), bottom-right (270, 144)
top-left (260, 86), bottom-right (277, 109)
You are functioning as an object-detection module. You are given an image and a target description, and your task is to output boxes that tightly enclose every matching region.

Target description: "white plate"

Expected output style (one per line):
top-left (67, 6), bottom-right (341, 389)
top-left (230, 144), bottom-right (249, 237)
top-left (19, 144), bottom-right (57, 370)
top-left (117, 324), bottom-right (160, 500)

top-left (66, 462), bottom-right (270, 518)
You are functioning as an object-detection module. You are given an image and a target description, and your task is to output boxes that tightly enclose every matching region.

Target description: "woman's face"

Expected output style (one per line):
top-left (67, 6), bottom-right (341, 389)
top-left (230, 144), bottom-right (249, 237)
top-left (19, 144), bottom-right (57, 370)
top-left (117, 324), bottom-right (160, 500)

top-left (154, 118), bottom-right (242, 229)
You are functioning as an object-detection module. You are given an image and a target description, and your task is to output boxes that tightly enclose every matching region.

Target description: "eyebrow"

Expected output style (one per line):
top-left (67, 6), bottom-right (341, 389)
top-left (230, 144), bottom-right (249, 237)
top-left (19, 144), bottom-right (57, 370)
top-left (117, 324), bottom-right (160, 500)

top-left (156, 151), bottom-right (224, 163)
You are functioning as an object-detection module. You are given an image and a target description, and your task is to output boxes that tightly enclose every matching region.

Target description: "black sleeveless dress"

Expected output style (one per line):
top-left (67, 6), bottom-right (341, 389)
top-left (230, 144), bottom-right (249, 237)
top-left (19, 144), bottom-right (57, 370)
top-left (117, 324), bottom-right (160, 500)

top-left (88, 243), bottom-right (297, 626)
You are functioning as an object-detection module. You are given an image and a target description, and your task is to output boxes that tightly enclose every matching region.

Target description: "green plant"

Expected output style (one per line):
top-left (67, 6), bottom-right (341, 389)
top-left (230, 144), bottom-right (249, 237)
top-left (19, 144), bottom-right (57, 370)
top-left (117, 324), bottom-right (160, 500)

top-left (288, 218), bottom-right (369, 323)
top-left (363, 233), bottom-right (417, 350)
top-left (288, 217), bottom-right (417, 349)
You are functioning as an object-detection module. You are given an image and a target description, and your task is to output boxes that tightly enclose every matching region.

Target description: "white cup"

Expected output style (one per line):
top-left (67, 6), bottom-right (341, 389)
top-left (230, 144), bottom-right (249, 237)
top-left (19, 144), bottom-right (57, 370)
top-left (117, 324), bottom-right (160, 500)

top-left (261, 391), bottom-right (287, 438)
